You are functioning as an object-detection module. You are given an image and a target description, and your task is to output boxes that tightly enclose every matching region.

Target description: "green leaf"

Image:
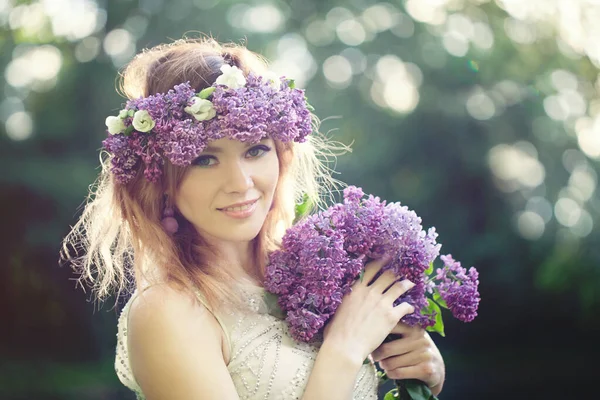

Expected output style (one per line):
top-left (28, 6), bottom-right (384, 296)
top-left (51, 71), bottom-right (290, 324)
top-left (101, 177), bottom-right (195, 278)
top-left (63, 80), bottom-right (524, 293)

top-left (384, 388), bottom-right (399, 400)
top-left (198, 86), bottom-right (216, 99)
top-left (432, 291), bottom-right (448, 309)
top-left (123, 125), bottom-right (134, 136)
top-left (359, 270), bottom-right (365, 283)
top-left (262, 291), bottom-right (286, 319)
top-left (425, 261), bottom-right (433, 275)
top-left (402, 379), bottom-right (438, 400)
top-left (288, 79), bottom-right (296, 89)
top-left (424, 299), bottom-right (445, 337)
top-left (377, 370), bottom-right (389, 385)
top-left (293, 193), bottom-right (312, 223)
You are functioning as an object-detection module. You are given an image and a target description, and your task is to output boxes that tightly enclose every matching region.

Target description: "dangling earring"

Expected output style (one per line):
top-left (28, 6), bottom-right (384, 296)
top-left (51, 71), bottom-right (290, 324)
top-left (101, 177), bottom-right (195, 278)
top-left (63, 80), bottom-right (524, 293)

top-left (161, 202), bottom-right (179, 235)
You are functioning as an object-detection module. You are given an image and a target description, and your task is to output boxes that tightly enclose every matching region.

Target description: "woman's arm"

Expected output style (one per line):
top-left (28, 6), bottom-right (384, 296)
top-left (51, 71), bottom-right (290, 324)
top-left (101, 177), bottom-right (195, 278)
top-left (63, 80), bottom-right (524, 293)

top-left (300, 340), bottom-right (363, 400)
top-left (127, 284), bottom-right (240, 400)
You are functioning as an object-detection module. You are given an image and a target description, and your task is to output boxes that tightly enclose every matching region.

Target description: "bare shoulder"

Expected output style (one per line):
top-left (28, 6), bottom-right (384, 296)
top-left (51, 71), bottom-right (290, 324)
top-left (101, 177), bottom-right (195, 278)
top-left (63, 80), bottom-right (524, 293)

top-left (127, 284), bottom-right (239, 399)
top-left (128, 283), bottom-right (208, 327)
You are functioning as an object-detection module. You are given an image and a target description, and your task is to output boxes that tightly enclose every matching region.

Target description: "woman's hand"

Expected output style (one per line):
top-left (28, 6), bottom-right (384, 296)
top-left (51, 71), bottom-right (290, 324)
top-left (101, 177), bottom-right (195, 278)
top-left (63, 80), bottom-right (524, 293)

top-left (371, 323), bottom-right (445, 395)
top-left (322, 257), bottom-right (416, 367)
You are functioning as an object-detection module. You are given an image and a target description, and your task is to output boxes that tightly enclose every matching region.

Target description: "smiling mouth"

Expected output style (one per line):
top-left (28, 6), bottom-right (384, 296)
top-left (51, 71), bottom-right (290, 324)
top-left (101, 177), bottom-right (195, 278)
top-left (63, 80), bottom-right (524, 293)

top-left (217, 199), bottom-right (258, 212)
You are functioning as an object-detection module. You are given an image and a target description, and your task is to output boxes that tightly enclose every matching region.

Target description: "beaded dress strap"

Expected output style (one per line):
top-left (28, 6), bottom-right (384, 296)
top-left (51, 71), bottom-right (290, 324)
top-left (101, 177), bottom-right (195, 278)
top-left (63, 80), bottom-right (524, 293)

top-left (116, 285), bottom-right (159, 397)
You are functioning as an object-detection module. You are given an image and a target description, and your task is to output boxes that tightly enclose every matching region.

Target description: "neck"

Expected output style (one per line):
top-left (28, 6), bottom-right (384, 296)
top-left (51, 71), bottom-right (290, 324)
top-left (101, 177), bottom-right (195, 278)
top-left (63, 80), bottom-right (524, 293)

top-left (210, 239), bottom-right (261, 285)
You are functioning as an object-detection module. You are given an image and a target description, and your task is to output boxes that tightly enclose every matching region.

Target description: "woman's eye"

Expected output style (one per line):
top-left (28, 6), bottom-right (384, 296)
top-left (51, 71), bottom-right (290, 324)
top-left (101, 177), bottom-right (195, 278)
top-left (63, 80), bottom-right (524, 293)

top-left (193, 156), bottom-right (217, 167)
top-left (247, 145), bottom-right (271, 158)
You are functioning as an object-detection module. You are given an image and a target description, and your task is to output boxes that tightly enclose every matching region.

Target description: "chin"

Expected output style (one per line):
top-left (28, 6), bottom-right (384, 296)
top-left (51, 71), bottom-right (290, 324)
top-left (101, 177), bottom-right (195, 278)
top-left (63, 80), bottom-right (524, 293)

top-left (225, 224), bottom-right (264, 242)
top-left (212, 214), bottom-right (268, 242)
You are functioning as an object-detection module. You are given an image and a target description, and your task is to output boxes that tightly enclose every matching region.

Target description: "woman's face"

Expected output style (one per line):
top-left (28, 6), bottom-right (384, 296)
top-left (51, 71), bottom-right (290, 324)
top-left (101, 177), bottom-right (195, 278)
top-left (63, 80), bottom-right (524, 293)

top-left (175, 137), bottom-right (279, 244)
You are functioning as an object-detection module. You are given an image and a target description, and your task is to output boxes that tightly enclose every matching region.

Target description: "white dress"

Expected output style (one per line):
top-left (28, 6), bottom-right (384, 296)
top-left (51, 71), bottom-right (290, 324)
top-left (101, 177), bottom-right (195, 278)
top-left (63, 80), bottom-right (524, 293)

top-left (115, 284), bottom-right (379, 399)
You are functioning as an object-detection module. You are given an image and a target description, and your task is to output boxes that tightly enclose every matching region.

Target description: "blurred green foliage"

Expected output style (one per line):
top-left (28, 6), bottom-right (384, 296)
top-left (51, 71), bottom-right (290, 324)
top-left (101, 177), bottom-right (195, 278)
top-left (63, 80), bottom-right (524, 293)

top-left (1, 0), bottom-right (599, 399)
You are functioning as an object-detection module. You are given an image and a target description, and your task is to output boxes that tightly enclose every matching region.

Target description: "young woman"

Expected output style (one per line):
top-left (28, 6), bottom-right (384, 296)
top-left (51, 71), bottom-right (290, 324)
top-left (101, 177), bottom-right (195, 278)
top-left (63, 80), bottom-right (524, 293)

top-left (63, 38), bottom-right (445, 399)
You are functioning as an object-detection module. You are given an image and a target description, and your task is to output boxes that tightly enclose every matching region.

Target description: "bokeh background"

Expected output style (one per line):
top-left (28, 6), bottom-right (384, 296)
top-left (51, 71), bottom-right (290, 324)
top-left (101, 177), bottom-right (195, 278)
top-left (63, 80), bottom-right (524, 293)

top-left (1, 0), bottom-right (599, 398)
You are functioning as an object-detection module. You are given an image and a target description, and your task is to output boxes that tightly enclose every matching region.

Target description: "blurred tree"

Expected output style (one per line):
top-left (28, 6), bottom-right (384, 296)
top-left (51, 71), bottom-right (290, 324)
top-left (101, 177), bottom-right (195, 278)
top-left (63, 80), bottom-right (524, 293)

top-left (1, 0), bottom-right (599, 398)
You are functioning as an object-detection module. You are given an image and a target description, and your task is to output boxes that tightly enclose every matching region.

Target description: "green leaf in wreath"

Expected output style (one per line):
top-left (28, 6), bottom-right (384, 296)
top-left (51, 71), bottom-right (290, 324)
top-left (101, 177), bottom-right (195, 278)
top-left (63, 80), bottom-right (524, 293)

top-left (197, 86), bottom-right (216, 99)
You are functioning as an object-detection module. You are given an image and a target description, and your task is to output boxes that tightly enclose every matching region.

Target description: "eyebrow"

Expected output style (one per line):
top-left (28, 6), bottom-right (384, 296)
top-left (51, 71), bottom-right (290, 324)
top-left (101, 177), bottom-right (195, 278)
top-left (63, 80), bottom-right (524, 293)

top-left (202, 139), bottom-right (268, 153)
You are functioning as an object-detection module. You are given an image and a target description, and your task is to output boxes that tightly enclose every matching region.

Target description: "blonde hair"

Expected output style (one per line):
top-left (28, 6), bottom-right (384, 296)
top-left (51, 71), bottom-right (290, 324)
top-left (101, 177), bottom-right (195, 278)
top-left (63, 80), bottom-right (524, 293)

top-left (61, 37), bottom-right (347, 311)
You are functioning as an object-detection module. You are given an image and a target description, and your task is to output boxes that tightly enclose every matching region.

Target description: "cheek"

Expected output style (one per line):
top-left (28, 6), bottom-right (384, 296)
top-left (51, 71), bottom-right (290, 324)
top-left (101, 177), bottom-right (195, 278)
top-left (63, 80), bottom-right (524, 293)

top-left (174, 187), bottom-right (194, 220)
top-left (175, 174), bottom-right (211, 219)
top-left (264, 154), bottom-right (280, 193)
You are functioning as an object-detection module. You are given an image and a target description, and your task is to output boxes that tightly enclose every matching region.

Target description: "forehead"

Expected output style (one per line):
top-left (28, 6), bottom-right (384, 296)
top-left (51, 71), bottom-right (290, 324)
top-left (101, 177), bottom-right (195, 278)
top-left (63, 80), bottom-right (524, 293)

top-left (203, 137), bottom-right (274, 153)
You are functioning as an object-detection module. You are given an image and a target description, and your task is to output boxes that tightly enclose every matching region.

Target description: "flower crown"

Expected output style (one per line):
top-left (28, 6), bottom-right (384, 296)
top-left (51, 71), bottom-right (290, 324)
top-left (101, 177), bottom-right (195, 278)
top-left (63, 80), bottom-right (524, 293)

top-left (102, 65), bottom-right (314, 184)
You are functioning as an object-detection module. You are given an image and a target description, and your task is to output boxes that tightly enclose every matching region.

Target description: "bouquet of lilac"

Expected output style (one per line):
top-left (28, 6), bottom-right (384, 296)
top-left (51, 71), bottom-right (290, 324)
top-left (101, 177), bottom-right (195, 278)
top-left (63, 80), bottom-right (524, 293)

top-left (264, 186), bottom-right (480, 400)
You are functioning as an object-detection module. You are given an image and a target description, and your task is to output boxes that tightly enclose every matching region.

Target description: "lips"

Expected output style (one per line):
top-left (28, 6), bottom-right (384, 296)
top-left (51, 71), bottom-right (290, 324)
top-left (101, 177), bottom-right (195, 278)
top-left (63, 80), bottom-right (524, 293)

top-left (217, 199), bottom-right (258, 212)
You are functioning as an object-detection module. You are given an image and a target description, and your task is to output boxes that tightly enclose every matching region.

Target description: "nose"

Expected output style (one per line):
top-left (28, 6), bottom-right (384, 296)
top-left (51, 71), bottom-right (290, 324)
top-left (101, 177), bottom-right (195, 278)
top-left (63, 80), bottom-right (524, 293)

top-left (223, 160), bottom-right (254, 193)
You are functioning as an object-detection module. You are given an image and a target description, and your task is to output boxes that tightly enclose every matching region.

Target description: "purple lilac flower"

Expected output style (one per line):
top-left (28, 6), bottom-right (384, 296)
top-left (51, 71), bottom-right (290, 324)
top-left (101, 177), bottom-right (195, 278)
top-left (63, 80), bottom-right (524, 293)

top-left (102, 134), bottom-right (138, 184)
top-left (436, 255), bottom-right (480, 322)
top-left (103, 75), bottom-right (312, 184)
top-left (265, 186), bottom-right (467, 342)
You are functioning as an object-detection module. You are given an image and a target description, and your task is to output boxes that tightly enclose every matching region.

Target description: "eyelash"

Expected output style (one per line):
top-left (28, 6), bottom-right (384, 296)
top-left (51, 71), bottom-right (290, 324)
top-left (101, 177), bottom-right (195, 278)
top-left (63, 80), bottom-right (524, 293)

top-left (192, 144), bottom-right (272, 167)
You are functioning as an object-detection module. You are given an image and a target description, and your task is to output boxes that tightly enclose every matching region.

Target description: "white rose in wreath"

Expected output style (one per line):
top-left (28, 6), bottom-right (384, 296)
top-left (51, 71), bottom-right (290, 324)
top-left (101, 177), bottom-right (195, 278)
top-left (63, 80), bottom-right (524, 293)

top-left (184, 97), bottom-right (217, 121)
top-left (215, 64), bottom-right (247, 89)
top-left (132, 110), bottom-right (156, 132)
top-left (105, 116), bottom-right (126, 135)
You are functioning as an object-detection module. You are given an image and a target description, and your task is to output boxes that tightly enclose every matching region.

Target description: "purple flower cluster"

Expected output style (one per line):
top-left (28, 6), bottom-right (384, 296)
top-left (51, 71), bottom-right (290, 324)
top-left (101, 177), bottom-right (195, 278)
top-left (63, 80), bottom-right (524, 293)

top-left (436, 255), bottom-right (480, 322)
top-left (102, 74), bottom-right (313, 184)
top-left (265, 186), bottom-right (477, 343)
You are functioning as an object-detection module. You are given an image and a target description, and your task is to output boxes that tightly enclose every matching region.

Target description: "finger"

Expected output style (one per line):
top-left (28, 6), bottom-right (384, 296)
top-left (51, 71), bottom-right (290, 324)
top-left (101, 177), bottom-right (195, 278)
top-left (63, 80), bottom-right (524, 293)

top-left (379, 349), bottom-right (429, 371)
top-left (383, 279), bottom-right (415, 302)
top-left (370, 269), bottom-right (398, 293)
top-left (360, 256), bottom-right (390, 286)
top-left (372, 336), bottom-right (426, 362)
top-left (384, 361), bottom-right (439, 386)
top-left (392, 301), bottom-right (415, 321)
top-left (390, 322), bottom-right (422, 336)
